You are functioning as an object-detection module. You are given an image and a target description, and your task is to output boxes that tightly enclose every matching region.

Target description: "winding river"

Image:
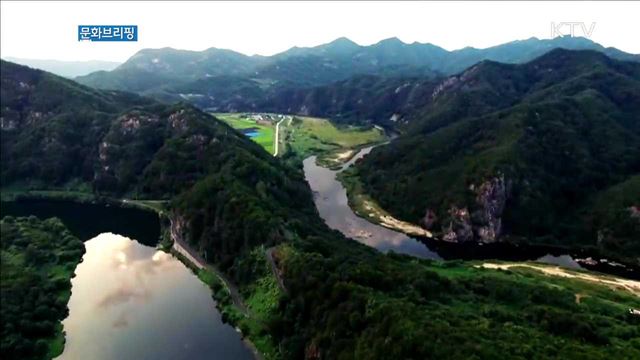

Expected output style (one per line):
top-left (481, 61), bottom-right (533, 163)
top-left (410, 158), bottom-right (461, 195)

top-left (1, 200), bottom-right (254, 360)
top-left (303, 146), bottom-right (638, 279)
top-left (304, 152), bottom-right (440, 260)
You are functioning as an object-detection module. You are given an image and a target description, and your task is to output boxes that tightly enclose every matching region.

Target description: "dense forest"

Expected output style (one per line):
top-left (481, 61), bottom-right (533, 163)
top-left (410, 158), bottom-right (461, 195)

top-left (166, 74), bottom-right (440, 126)
top-left (0, 60), bottom-right (285, 198)
top-left (0, 216), bottom-right (85, 359)
top-left (269, 235), bottom-right (640, 359)
top-left (356, 50), bottom-right (640, 263)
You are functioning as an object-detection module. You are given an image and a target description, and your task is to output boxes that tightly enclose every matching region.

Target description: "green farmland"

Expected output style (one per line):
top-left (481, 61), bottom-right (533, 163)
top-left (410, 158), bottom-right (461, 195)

top-left (215, 113), bottom-right (276, 154)
top-left (214, 113), bottom-right (385, 160)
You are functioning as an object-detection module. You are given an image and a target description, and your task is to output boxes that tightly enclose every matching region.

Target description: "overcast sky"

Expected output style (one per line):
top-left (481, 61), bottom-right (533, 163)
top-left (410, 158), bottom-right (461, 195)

top-left (1, 1), bottom-right (639, 62)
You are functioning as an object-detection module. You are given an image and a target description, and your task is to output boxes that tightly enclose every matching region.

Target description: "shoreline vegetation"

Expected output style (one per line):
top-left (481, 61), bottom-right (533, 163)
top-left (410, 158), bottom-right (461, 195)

top-left (1, 190), bottom-right (276, 360)
top-left (337, 165), bottom-right (433, 237)
top-left (0, 112), bottom-right (382, 359)
top-left (1, 189), bottom-right (167, 215)
top-left (167, 221), bottom-right (278, 360)
top-left (478, 262), bottom-right (640, 297)
top-left (315, 140), bottom-right (387, 170)
top-left (169, 248), bottom-right (271, 360)
top-left (0, 216), bottom-right (85, 360)
top-left (2, 104), bottom-right (640, 360)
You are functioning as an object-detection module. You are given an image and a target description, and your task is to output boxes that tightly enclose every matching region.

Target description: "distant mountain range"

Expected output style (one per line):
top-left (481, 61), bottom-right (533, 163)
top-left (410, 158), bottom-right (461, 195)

top-left (4, 57), bottom-right (120, 78)
top-left (74, 36), bottom-right (639, 110)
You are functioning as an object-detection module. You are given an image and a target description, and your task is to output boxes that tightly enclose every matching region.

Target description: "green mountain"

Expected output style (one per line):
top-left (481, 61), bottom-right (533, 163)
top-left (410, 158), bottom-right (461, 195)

top-left (354, 49), bottom-right (640, 263)
top-left (441, 36), bottom-right (639, 74)
top-left (159, 74), bottom-right (437, 125)
top-left (74, 47), bottom-right (266, 93)
top-left (251, 74), bottom-right (438, 125)
top-left (1, 59), bottom-right (318, 268)
top-left (75, 36), bottom-right (638, 111)
top-left (74, 36), bottom-right (443, 92)
top-left (3, 59), bottom-right (640, 359)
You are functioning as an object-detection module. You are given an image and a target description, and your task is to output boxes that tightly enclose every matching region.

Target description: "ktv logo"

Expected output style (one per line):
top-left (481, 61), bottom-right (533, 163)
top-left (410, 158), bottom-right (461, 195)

top-left (550, 22), bottom-right (596, 39)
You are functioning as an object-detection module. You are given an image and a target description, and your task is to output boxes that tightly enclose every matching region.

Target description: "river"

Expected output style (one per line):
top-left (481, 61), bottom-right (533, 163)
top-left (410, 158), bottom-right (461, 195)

top-left (304, 153), bottom-right (440, 259)
top-left (303, 146), bottom-right (639, 279)
top-left (1, 199), bottom-right (254, 360)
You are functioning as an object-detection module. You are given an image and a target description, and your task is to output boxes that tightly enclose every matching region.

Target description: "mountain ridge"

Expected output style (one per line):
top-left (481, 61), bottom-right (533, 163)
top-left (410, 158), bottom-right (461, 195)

top-left (75, 36), bottom-right (639, 105)
top-left (353, 49), bottom-right (640, 263)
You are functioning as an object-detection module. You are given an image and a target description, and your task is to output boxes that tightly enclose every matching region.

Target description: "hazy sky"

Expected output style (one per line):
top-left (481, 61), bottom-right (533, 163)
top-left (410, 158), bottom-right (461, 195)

top-left (1, 1), bottom-right (638, 62)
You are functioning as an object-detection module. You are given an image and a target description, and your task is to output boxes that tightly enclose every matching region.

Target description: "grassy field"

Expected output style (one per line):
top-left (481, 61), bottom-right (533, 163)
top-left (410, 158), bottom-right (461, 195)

top-left (285, 116), bottom-right (384, 157)
top-left (215, 113), bottom-right (275, 154)
top-left (214, 113), bottom-right (386, 160)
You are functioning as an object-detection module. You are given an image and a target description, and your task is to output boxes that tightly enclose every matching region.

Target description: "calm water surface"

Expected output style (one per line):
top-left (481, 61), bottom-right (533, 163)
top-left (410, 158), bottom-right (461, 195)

top-left (57, 233), bottom-right (254, 360)
top-left (1, 199), bottom-right (254, 360)
top-left (303, 149), bottom-right (441, 259)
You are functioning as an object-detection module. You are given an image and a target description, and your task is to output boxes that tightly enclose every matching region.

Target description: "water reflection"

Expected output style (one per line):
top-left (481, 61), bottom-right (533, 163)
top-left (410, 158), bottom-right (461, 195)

top-left (304, 153), bottom-right (440, 259)
top-left (57, 233), bottom-right (254, 360)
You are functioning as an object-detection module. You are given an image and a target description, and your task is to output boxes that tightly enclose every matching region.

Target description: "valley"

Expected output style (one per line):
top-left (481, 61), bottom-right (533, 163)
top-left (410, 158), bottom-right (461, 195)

top-left (215, 112), bottom-right (386, 161)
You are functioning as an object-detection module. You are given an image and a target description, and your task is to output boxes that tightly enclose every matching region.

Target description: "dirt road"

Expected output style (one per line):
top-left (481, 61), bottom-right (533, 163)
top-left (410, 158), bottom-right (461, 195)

top-left (170, 219), bottom-right (250, 315)
top-left (480, 263), bottom-right (640, 297)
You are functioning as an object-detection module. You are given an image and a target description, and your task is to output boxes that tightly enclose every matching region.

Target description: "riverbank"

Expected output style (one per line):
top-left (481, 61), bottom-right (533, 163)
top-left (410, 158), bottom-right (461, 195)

top-left (169, 248), bottom-right (267, 360)
top-left (2, 189), bottom-right (276, 359)
top-left (6, 205), bottom-right (640, 358)
top-left (338, 166), bottom-right (433, 237)
top-left (315, 139), bottom-right (388, 170)
top-left (0, 216), bottom-right (85, 360)
top-left (1, 189), bottom-right (167, 215)
top-left (314, 144), bottom-right (434, 238)
top-left (167, 218), bottom-right (278, 360)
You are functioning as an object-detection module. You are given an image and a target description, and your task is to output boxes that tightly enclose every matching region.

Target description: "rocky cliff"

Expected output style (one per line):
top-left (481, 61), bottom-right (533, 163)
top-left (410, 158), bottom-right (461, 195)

top-left (441, 175), bottom-right (510, 243)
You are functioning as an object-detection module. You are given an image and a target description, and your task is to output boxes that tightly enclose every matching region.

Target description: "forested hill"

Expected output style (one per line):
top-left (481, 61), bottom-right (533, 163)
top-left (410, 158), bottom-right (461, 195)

top-left (355, 49), bottom-right (640, 263)
top-left (1, 60), bottom-right (297, 197)
top-left (1, 59), bottom-right (320, 272)
top-left (166, 74), bottom-right (441, 127)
